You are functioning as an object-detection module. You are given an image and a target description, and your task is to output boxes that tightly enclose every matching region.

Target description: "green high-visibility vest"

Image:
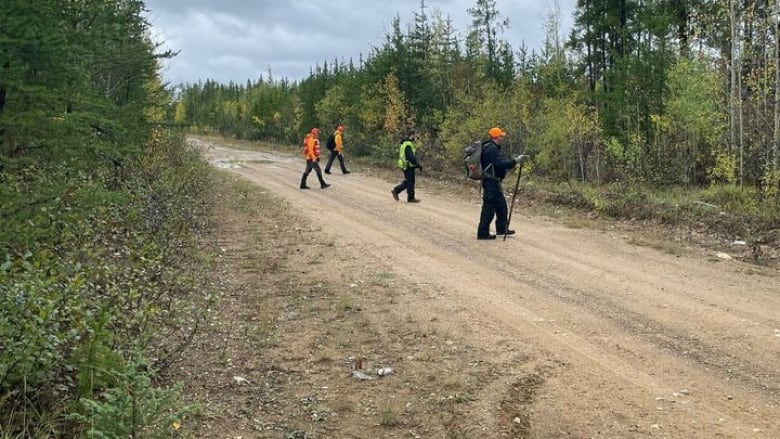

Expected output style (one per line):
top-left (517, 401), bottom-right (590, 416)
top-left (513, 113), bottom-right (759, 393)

top-left (397, 140), bottom-right (416, 170)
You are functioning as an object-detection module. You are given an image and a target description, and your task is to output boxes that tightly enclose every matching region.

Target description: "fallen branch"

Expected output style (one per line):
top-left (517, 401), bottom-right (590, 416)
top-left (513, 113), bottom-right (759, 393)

top-left (694, 201), bottom-right (720, 209)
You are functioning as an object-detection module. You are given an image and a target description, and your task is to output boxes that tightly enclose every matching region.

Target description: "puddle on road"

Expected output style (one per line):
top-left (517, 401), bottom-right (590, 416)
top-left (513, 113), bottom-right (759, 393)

top-left (214, 160), bottom-right (241, 169)
top-left (213, 159), bottom-right (275, 169)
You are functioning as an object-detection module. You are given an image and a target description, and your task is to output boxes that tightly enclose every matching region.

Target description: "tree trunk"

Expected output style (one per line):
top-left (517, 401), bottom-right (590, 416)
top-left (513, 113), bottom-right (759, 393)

top-left (0, 63), bottom-right (8, 156)
top-left (775, 0), bottom-right (780, 176)
top-left (595, 141), bottom-right (601, 186)
top-left (729, 0), bottom-right (740, 173)
top-left (729, 0), bottom-right (735, 160)
top-left (585, 0), bottom-right (596, 94)
top-left (678, 1), bottom-right (690, 58)
top-left (2, 128), bottom-right (16, 158)
top-left (618, 0), bottom-right (627, 57)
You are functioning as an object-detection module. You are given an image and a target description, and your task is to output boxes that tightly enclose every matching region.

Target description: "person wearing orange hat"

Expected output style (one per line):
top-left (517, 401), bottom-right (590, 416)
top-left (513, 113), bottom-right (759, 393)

top-left (477, 127), bottom-right (527, 240)
top-left (324, 123), bottom-right (350, 174)
top-left (300, 128), bottom-right (330, 189)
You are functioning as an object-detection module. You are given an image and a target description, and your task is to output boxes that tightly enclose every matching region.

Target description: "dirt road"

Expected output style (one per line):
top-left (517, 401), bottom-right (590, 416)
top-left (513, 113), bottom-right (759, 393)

top-left (200, 140), bottom-right (779, 438)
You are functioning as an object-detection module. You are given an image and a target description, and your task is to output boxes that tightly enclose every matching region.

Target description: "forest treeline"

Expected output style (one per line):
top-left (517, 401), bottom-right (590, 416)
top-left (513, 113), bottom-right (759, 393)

top-left (178, 0), bottom-right (780, 196)
top-left (2, 1), bottom-right (211, 437)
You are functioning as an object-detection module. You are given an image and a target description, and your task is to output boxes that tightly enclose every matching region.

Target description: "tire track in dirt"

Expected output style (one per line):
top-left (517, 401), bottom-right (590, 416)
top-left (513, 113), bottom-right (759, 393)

top-left (311, 161), bottom-right (780, 390)
top-left (203, 142), bottom-right (780, 438)
top-left (238, 154), bottom-right (779, 396)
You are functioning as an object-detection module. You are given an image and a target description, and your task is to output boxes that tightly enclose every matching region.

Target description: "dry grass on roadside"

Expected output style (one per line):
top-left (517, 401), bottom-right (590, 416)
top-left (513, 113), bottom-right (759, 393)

top-left (169, 171), bottom-right (543, 439)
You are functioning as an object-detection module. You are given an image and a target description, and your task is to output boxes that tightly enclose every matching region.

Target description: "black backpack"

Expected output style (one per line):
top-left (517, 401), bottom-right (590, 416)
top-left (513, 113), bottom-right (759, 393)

top-left (326, 133), bottom-right (336, 151)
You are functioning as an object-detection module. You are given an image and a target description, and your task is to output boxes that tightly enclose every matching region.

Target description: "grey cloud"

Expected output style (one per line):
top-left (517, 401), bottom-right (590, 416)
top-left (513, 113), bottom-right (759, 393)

top-left (145, 0), bottom-right (576, 85)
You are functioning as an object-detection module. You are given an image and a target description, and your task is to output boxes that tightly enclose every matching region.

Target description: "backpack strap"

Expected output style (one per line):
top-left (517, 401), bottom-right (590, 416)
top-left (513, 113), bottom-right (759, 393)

top-left (480, 140), bottom-right (497, 180)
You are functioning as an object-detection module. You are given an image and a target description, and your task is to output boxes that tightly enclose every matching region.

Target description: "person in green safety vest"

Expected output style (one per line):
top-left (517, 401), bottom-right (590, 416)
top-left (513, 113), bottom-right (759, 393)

top-left (391, 129), bottom-right (422, 203)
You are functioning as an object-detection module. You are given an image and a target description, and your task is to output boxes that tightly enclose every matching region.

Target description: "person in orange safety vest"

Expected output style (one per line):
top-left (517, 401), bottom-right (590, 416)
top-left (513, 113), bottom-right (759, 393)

top-left (324, 123), bottom-right (350, 175)
top-left (300, 128), bottom-right (330, 189)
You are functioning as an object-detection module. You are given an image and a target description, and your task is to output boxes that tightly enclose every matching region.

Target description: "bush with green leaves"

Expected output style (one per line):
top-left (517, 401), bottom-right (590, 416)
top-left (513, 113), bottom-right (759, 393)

top-left (1, 132), bottom-right (214, 438)
top-left (69, 356), bottom-right (197, 439)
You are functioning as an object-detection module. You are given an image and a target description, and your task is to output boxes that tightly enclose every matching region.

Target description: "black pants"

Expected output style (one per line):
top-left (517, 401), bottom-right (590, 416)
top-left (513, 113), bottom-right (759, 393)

top-left (393, 167), bottom-right (416, 200)
top-left (477, 179), bottom-right (508, 236)
top-left (324, 150), bottom-right (348, 173)
top-left (301, 159), bottom-right (327, 188)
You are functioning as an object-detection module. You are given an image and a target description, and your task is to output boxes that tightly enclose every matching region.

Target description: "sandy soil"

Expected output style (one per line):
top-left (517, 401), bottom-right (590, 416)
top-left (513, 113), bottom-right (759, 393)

top-left (176, 138), bottom-right (779, 439)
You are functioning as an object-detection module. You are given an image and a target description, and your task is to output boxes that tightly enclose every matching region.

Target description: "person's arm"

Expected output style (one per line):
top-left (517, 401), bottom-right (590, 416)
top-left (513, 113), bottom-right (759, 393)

top-left (335, 132), bottom-right (344, 152)
top-left (405, 143), bottom-right (419, 167)
top-left (489, 144), bottom-right (516, 171)
top-left (494, 153), bottom-right (517, 171)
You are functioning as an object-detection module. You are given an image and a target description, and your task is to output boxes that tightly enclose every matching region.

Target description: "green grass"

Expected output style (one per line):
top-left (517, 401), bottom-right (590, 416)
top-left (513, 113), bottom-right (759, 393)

top-left (626, 236), bottom-right (686, 256)
top-left (561, 218), bottom-right (588, 229)
top-left (379, 406), bottom-right (400, 427)
top-left (335, 296), bottom-right (357, 313)
top-left (528, 180), bottom-right (779, 241)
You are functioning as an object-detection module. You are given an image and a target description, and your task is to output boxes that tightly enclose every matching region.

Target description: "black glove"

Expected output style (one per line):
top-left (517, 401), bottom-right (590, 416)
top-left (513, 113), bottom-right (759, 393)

top-left (417, 164), bottom-right (423, 172)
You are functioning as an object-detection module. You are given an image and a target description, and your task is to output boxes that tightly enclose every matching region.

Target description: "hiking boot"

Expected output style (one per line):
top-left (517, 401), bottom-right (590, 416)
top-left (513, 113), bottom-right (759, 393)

top-left (497, 229), bottom-right (516, 236)
top-left (321, 183), bottom-right (331, 189)
top-left (324, 170), bottom-right (332, 174)
top-left (477, 234), bottom-right (497, 240)
top-left (300, 185), bottom-right (310, 190)
top-left (407, 198), bottom-right (421, 203)
top-left (391, 190), bottom-right (399, 201)
top-left (343, 170), bottom-right (351, 174)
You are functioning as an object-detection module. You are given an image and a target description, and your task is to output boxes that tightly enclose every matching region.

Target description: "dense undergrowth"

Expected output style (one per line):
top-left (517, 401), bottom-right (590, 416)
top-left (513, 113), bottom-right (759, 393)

top-left (1, 131), bottom-right (214, 438)
top-left (523, 180), bottom-right (780, 243)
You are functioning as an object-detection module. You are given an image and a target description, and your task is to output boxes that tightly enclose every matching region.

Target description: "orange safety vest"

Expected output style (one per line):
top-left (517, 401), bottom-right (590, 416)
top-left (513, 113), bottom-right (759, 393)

top-left (302, 134), bottom-right (321, 160)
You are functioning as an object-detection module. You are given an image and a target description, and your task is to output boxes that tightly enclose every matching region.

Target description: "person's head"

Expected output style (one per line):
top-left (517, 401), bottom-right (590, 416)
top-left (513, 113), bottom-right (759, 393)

top-left (337, 124), bottom-right (344, 132)
top-left (488, 127), bottom-right (506, 142)
top-left (311, 127), bottom-right (321, 138)
top-left (406, 128), bottom-right (417, 141)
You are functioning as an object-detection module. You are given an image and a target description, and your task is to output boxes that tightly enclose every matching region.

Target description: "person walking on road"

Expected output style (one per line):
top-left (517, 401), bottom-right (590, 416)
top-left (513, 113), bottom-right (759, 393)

top-left (477, 127), bottom-right (527, 240)
top-left (324, 123), bottom-right (350, 175)
top-left (391, 129), bottom-right (422, 203)
top-left (300, 128), bottom-right (330, 190)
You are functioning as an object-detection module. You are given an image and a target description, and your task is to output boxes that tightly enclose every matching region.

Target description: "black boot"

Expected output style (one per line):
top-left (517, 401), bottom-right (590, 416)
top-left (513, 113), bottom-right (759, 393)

top-left (300, 175), bottom-right (310, 189)
top-left (316, 173), bottom-right (328, 189)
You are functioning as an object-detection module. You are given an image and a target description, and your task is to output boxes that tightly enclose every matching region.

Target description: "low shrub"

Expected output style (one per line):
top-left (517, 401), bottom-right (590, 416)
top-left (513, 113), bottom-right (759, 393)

top-left (1, 130), bottom-right (214, 437)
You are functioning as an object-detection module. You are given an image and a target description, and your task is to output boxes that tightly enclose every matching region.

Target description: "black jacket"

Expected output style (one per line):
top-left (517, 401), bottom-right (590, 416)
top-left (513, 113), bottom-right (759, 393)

top-left (402, 140), bottom-right (419, 168)
top-left (480, 140), bottom-right (516, 181)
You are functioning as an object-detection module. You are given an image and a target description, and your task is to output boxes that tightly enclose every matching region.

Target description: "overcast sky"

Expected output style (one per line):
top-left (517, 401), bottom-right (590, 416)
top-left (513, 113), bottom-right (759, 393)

top-left (143, 0), bottom-right (577, 85)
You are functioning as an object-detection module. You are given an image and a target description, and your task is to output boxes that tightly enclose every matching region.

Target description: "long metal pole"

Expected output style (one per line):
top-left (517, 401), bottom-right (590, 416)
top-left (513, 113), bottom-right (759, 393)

top-left (504, 163), bottom-right (523, 241)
